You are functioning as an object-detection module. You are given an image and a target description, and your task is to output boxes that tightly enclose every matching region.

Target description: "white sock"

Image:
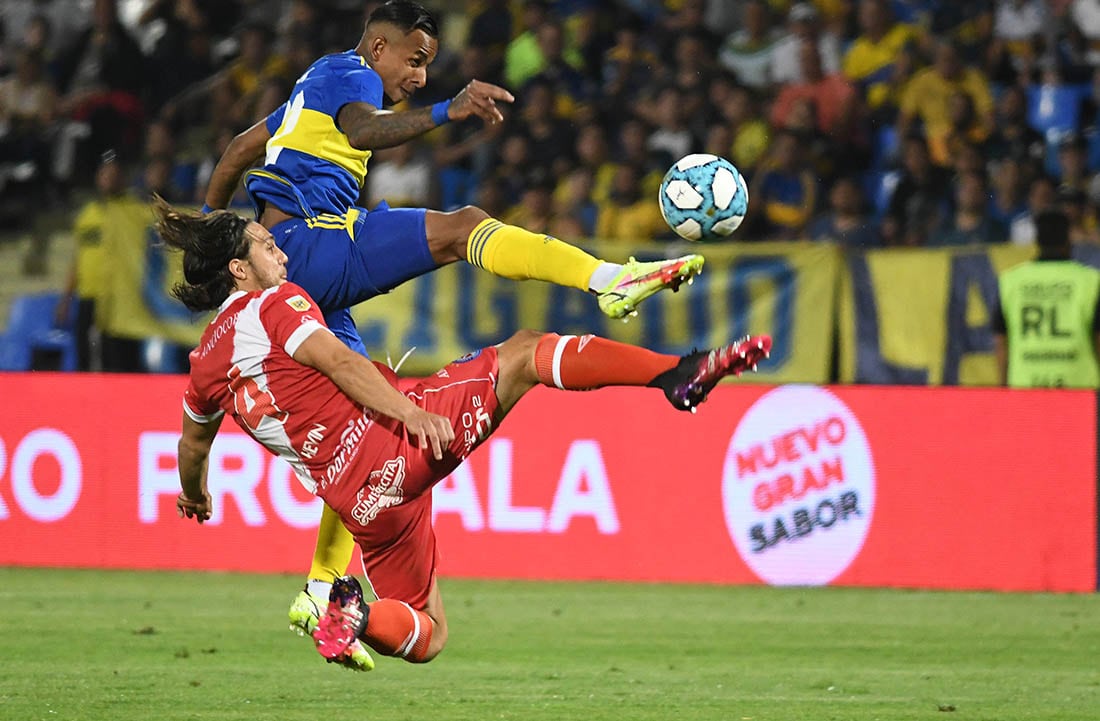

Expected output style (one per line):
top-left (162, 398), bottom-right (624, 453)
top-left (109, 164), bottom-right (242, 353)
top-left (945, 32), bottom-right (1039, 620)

top-left (588, 262), bottom-right (623, 292)
top-left (307, 579), bottom-right (333, 600)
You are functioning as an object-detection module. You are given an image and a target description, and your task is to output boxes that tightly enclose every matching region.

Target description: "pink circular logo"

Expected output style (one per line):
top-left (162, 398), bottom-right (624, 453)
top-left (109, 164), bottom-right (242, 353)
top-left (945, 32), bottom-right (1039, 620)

top-left (722, 386), bottom-right (875, 585)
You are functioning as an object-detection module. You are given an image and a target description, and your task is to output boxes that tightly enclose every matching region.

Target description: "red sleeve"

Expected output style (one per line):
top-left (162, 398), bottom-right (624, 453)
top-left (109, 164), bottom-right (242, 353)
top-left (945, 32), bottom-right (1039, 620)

top-left (182, 379), bottom-right (222, 424)
top-left (259, 283), bottom-right (329, 355)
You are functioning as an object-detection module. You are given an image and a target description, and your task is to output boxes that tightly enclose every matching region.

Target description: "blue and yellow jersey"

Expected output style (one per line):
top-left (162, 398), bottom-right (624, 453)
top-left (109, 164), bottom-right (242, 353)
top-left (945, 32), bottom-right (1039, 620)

top-left (246, 50), bottom-right (381, 219)
top-left (759, 168), bottom-right (816, 233)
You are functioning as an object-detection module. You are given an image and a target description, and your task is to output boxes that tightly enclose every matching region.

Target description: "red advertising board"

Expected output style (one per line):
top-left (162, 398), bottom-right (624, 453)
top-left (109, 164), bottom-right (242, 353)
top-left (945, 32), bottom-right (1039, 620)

top-left (0, 373), bottom-right (1095, 592)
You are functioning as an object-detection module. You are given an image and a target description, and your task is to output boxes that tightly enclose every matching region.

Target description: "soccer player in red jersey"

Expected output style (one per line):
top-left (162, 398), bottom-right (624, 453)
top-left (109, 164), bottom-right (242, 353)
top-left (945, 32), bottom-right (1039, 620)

top-left (165, 200), bottom-right (769, 670)
top-left (204, 3), bottom-right (706, 649)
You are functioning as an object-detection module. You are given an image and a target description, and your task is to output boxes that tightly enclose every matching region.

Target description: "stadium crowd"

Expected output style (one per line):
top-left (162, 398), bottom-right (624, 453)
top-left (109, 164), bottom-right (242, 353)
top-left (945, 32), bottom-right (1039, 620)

top-left (5, 0), bottom-right (1100, 375)
top-left (5, 0), bottom-right (1100, 248)
top-left (6, 0), bottom-right (1100, 248)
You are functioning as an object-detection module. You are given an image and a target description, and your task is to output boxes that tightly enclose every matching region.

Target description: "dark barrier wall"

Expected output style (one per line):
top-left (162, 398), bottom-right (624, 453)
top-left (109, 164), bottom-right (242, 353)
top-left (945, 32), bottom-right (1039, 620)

top-left (0, 373), bottom-right (1095, 591)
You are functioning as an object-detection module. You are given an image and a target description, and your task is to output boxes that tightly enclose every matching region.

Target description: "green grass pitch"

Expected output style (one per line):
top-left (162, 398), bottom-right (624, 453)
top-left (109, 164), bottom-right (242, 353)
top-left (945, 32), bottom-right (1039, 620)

top-left (2, 567), bottom-right (1098, 720)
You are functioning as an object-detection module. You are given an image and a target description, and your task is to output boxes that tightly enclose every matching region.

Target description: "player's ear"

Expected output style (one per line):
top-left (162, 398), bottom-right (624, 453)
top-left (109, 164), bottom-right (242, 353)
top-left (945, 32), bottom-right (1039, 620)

top-left (228, 257), bottom-right (248, 282)
top-left (368, 33), bottom-right (388, 62)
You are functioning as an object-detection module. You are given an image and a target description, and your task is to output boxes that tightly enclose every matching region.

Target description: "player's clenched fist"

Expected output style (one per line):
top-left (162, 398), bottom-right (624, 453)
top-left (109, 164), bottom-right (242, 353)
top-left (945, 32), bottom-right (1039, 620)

top-left (449, 79), bottom-right (514, 125)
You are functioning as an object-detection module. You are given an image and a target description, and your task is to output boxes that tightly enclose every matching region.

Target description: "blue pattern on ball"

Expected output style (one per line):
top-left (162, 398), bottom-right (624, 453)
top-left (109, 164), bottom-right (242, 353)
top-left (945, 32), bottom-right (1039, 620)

top-left (659, 155), bottom-right (748, 241)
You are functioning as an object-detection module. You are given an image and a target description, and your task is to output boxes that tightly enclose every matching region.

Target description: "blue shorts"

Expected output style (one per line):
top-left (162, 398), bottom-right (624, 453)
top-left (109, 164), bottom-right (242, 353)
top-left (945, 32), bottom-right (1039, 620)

top-left (270, 203), bottom-right (437, 352)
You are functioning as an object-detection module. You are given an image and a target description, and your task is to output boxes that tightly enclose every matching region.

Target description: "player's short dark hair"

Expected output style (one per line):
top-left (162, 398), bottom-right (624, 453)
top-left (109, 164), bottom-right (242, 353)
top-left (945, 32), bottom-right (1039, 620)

top-left (367, 0), bottom-right (439, 38)
top-left (153, 196), bottom-right (252, 312)
top-left (1035, 210), bottom-right (1070, 250)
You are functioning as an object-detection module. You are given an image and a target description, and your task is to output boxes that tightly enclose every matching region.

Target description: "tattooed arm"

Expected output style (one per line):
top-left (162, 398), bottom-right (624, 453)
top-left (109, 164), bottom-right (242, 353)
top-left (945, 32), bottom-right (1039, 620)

top-left (338, 79), bottom-right (514, 151)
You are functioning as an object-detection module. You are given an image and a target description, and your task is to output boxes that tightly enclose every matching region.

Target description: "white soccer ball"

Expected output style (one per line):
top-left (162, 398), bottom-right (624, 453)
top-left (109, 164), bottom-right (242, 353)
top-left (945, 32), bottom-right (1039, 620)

top-left (658, 154), bottom-right (748, 241)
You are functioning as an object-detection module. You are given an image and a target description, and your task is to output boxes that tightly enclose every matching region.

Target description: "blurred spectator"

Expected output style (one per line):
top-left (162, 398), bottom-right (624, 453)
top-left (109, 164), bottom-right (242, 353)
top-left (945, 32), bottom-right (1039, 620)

top-left (53, 0), bottom-right (147, 186)
top-left (1009, 173), bottom-right (1057, 244)
top-left (897, 40), bottom-right (994, 151)
top-left (503, 176), bottom-right (554, 234)
top-left (718, 0), bottom-right (780, 90)
top-left (574, 122), bottom-right (616, 204)
top-left (0, 48), bottom-right (58, 173)
top-left (466, 0), bottom-right (512, 82)
top-left (516, 77), bottom-right (576, 181)
top-left (1056, 132), bottom-right (1091, 195)
top-left (668, 32), bottom-right (716, 131)
top-left (1058, 186), bottom-right (1100, 244)
top-left (808, 175), bottom-right (883, 247)
top-left (640, 85), bottom-right (694, 170)
top-left (492, 132), bottom-right (535, 208)
top-left (614, 115), bottom-right (665, 198)
top-left (753, 130), bottom-right (817, 239)
top-left (771, 40), bottom-right (858, 136)
top-left (771, 3), bottom-right (842, 85)
top-left (934, 170), bottom-right (1007, 245)
top-left (842, 0), bottom-right (919, 112)
top-left (989, 157), bottom-right (1029, 227)
top-left (595, 162), bottom-right (667, 241)
top-left (57, 152), bottom-right (121, 370)
top-left (883, 135), bottom-right (952, 245)
top-left (984, 84), bottom-right (1045, 166)
top-left (366, 141), bottom-right (434, 209)
top-left (220, 20), bottom-right (290, 126)
top-left (928, 91), bottom-right (990, 168)
top-left (600, 14), bottom-right (658, 109)
top-left (528, 20), bottom-right (592, 117)
top-left (551, 166), bottom-right (599, 238)
top-left (718, 83), bottom-right (772, 177)
top-left (505, 0), bottom-right (551, 90)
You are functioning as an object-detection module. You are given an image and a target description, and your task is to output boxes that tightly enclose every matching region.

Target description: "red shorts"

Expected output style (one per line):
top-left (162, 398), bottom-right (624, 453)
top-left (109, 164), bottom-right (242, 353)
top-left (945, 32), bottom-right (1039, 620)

top-left (320, 347), bottom-right (501, 609)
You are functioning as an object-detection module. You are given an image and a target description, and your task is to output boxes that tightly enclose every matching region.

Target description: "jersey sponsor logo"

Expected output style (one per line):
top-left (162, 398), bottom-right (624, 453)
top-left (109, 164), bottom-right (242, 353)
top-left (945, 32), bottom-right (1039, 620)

top-left (300, 423), bottom-right (326, 460)
top-left (453, 349), bottom-right (482, 363)
top-left (721, 386), bottom-right (876, 586)
top-left (458, 394), bottom-right (493, 458)
top-left (350, 457), bottom-right (406, 526)
top-left (285, 294), bottom-right (312, 312)
top-left (321, 412), bottom-right (371, 489)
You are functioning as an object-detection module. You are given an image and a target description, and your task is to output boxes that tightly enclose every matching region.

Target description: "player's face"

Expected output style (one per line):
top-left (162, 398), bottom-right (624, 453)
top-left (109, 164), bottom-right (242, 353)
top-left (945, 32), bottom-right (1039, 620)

top-left (242, 222), bottom-right (288, 290)
top-left (373, 28), bottom-right (438, 102)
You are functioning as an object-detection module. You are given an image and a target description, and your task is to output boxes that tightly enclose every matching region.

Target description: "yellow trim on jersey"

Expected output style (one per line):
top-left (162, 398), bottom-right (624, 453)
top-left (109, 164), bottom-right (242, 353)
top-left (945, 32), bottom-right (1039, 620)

top-left (270, 107), bottom-right (373, 185)
top-left (304, 208), bottom-right (360, 240)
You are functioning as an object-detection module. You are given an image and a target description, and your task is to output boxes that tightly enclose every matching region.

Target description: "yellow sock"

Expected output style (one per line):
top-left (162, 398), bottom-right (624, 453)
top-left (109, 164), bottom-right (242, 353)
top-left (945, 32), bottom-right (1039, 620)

top-left (466, 218), bottom-right (601, 292)
top-left (307, 502), bottom-right (357, 583)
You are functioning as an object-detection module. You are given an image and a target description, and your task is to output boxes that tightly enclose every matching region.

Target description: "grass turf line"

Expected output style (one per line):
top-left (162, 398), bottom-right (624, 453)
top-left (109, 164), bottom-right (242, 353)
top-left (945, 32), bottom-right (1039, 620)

top-left (1, 567), bottom-right (1097, 721)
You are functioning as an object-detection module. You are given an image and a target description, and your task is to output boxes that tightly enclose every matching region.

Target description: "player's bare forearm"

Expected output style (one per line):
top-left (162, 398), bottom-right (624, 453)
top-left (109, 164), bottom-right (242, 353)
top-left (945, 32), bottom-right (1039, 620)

top-left (341, 102), bottom-right (437, 151)
top-left (178, 413), bottom-right (220, 500)
top-left (204, 120), bottom-right (269, 209)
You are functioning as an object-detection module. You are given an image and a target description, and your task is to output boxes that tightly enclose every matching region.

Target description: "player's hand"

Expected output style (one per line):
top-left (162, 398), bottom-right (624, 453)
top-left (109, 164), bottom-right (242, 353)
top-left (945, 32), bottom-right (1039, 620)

top-left (401, 408), bottom-right (455, 460)
top-left (177, 491), bottom-right (212, 524)
top-left (450, 79), bottom-right (514, 125)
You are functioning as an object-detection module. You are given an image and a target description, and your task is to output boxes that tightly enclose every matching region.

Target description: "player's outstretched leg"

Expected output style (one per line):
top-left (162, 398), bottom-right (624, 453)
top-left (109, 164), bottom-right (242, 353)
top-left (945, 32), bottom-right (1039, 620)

top-left (430, 209), bottom-right (705, 321)
top-left (592, 254), bottom-right (705, 320)
top-left (493, 330), bottom-right (772, 416)
top-left (649, 335), bottom-right (772, 412)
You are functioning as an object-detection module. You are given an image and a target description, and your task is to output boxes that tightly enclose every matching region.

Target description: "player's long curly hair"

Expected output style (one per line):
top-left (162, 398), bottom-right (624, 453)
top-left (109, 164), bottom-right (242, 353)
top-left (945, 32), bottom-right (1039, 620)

top-left (153, 196), bottom-right (251, 312)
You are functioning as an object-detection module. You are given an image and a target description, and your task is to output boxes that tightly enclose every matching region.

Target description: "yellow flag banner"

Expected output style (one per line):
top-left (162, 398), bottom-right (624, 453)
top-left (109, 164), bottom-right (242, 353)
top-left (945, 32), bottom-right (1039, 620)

top-left (97, 201), bottom-right (211, 346)
top-left (350, 241), bottom-right (842, 383)
top-left (836, 244), bottom-right (1046, 385)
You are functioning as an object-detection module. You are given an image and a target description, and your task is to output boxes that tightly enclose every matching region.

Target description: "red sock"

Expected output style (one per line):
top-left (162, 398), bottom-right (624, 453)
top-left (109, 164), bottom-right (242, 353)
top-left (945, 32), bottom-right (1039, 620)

top-left (361, 599), bottom-right (434, 662)
top-left (533, 333), bottom-right (678, 390)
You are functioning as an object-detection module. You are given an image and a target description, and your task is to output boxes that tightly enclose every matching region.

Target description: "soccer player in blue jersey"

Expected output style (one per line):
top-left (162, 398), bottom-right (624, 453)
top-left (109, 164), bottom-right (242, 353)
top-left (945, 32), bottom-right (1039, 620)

top-left (200, 0), bottom-right (706, 670)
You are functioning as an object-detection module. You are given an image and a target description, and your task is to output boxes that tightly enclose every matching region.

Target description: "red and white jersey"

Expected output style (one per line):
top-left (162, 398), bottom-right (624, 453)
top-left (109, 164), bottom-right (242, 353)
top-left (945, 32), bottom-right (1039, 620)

top-left (183, 282), bottom-right (374, 495)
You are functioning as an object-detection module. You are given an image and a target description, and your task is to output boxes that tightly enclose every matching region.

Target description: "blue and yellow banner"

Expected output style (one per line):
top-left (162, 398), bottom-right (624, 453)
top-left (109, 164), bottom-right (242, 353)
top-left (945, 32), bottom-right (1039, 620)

top-left (351, 241), bottom-right (842, 384)
top-left (97, 201), bottom-right (211, 346)
top-left (838, 244), bottom-right (1038, 385)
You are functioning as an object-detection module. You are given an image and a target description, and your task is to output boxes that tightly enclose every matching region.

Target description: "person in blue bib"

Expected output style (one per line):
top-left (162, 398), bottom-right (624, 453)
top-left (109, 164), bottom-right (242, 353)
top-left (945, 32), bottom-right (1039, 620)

top-left (199, 0), bottom-right (706, 670)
